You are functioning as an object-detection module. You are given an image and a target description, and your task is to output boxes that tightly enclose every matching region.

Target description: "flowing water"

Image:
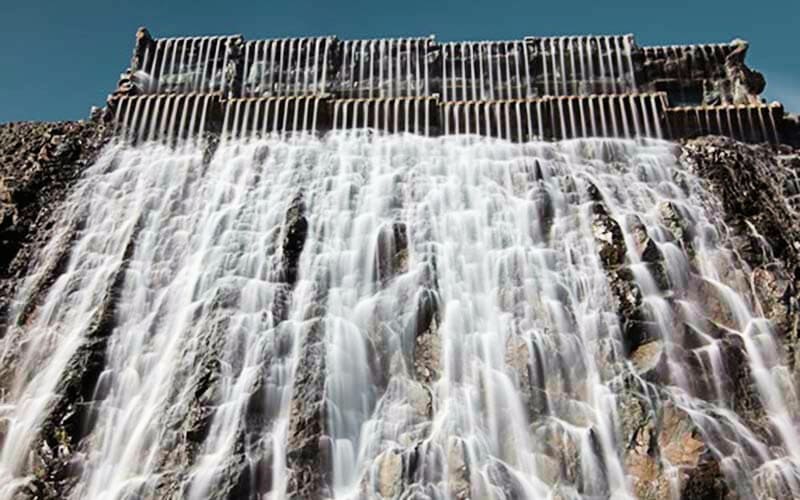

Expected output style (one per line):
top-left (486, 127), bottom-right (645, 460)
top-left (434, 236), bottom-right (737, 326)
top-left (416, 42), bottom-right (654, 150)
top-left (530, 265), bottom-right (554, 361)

top-left (0, 131), bottom-right (799, 499)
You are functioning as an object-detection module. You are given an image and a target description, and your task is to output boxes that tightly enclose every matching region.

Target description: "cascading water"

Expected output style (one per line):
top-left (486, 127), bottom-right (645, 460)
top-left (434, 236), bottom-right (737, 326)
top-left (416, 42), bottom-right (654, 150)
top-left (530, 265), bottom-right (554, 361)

top-left (1, 122), bottom-right (799, 500)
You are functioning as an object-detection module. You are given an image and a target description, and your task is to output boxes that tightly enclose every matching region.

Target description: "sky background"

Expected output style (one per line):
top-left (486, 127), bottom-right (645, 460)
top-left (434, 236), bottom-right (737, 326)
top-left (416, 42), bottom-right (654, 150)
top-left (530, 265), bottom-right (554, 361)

top-left (1, 0), bottom-right (798, 122)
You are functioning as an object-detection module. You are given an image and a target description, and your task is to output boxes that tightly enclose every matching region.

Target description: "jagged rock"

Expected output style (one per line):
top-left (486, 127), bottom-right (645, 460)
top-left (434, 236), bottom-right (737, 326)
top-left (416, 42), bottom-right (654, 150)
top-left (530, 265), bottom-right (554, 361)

top-left (376, 449), bottom-right (404, 498)
top-left (0, 121), bottom-right (109, 332)
top-left (591, 197), bottom-right (654, 354)
top-left (411, 285), bottom-right (441, 385)
top-left (30, 230), bottom-right (136, 498)
top-left (752, 267), bottom-right (793, 339)
top-left (629, 340), bottom-right (668, 382)
top-left (404, 378), bottom-right (433, 419)
top-left (279, 194), bottom-right (308, 286)
top-left (682, 454), bottom-right (731, 499)
top-left (155, 287), bottom-right (239, 482)
top-left (658, 200), bottom-right (695, 253)
top-left (725, 40), bottom-right (766, 104)
top-left (376, 222), bottom-right (409, 284)
top-left (285, 319), bottom-right (329, 498)
top-left (682, 137), bottom-right (800, 269)
top-left (446, 437), bottom-right (470, 499)
top-left (620, 392), bottom-right (726, 500)
top-left (533, 422), bottom-right (581, 487)
top-left (414, 327), bottom-right (440, 385)
top-left (592, 204), bottom-right (627, 269)
top-left (683, 137), bottom-right (800, 385)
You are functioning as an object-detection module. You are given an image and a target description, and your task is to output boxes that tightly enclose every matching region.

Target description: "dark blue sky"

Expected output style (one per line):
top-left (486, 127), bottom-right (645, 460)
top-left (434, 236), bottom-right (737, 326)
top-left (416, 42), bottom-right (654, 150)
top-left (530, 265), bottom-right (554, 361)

top-left (2, 0), bottom-right (798, 122)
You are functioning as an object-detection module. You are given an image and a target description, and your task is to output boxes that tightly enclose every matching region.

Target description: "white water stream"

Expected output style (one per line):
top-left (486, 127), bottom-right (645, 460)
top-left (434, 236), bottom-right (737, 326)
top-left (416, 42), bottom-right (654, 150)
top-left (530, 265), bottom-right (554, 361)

top-left (0, 133), bottom-right (798, 499)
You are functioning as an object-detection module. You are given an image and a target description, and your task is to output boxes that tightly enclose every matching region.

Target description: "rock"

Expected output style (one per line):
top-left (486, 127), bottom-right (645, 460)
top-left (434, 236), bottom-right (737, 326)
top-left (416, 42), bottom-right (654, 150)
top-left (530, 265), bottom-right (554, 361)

top-left (404, 379), bottom-right (432, 418)
top-left (446, 437), bottom-right (470, 499)
top-left (620, 393), bottom-right (722, 500)
top-left (591, 201), bottom-right (626, 269)
top-left (279, 194), bottom-right (308, 286)
top-left (414, 328), bottom-right (440, 385)
top-left (376, 449), bottom-right (403, 498)
top-left (412, 286), bottom-right (441, 385)
top-left (629, 340), bottom-right (668, 382)
top-left (534, 422), bottom-right (581, 486)
top-left (681, 452), bottom-right (730, 499)
top-left (376, 222), bottom-right (409, 284)
top-left (658, 201), bottom-right (694, 252)
top-left (683, 136), bottom-right (800, 406)
top-left (0, 121), bottom-right (109, 338)
top-left (752, 267), bottom-right (792, 339)
top-left (285, 320), bottom-right (329, 498)
top-left (682, 137), bottom-right (800, 269)
top-left (590, 196), bottom-right (660, 355)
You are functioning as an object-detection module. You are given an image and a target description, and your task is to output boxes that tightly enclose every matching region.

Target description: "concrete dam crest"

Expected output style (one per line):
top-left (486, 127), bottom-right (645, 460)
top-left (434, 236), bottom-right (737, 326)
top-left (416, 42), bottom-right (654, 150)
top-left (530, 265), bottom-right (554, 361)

top-left (104, 28), bottom-right (788, 145)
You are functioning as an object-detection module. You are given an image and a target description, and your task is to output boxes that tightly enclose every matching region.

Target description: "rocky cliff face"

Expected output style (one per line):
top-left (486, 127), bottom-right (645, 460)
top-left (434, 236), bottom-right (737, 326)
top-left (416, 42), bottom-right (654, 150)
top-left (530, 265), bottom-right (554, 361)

top-left (1, 123), bottom-right (799, 498)
top-left (616, 136), bottom-right (800, 499)
top-left (0, 122), bottom-right (109, 327)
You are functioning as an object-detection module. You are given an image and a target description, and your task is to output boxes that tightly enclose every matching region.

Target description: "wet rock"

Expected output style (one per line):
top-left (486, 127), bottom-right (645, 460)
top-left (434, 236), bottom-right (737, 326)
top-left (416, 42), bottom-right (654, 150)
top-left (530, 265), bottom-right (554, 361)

top-left (629, 340), bottom-right (668, 383)
top-left (658, 201), bottom-right (695, 252)
top-left (591, 201), bottom-right (626, 269)
top-left (404, 378), bottom-right (433, 419)
top-left (156, 288), bottom-right (236, 477)
top-left (683, 136), bottom-right (800, 393)
top-left (752, 461), bottom-right (799, 499)
top-left (446, 437), bottom-right (470, 499)
top-left (412, 287), bottom-right (441, 385)
top-left (626, 214), bottom-right (671, 292)
top-left (752, 267), bottom-right (792, 339)
top-left (505, 335), bottom-right (534, 415)
top-left (592, 202), bottom-right (654, 354)
top-left (529, 184), bottom-right (555, 240)
top-left (682, 137), bottom-right (800, 270)
top-left (620, 394), bottom-right (721, 500)
top-left (376, 449), bottom-right (404, 498)
top-left (533, 422), bottom-right (581, 486)
top-left (376, 222), bottom-right (409, 284)
top-left (682, 453), bottom-right (731, 499)
top-left (718, 335), bottom-right (770, 439)
top-left (414, 328), bottom-right (440, 386)
top-left (279, 194), bottom-right (308, 286)
top-left (24, 224), bottom-right (137, 499)
top-left (285, 319), bottom-right (329, 498)
top-left (0, 121), bottom-right (109, 333)
top-left (484, 459), bottom-right (528, 498)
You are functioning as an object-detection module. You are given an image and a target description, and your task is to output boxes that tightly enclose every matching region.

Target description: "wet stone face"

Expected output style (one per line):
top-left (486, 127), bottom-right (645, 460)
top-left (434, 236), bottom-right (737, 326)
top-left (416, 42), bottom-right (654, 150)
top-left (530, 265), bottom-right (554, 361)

top-left (0, 131), bottom-right (799, 500)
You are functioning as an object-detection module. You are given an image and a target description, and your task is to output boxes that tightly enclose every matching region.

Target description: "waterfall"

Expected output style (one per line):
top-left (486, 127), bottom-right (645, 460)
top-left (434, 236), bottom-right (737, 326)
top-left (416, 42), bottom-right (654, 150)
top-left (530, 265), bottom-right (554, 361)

top-left (137, 36), bottom-right (235, 95)
top-left (241, 38), bottom-right (338, 97)
top-left (335, 38), bottom-right (429, 99)
top-left (1, 130), bottom-right (799, 500)
top-left (440, 41), bottom-right (533, 102)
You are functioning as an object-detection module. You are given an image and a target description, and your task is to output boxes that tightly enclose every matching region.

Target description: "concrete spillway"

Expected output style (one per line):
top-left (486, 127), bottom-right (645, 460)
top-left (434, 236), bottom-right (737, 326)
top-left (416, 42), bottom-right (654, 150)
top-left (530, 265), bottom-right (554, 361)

top-left (112, 91), bottom-right (784, 145)
top-left (105, 28), bottom-right (789, 144)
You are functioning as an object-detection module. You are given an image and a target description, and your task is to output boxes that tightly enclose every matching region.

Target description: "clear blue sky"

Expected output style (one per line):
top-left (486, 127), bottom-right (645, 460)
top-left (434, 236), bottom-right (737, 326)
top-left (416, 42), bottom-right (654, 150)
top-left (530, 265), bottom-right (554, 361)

top-left (2, 0), bottom-right (798, 122)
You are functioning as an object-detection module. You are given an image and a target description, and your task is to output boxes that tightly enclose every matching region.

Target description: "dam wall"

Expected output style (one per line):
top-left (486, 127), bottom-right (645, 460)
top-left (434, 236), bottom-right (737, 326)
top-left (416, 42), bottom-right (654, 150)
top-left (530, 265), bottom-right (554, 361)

top-left (106, 27), bottom-right (789, 144)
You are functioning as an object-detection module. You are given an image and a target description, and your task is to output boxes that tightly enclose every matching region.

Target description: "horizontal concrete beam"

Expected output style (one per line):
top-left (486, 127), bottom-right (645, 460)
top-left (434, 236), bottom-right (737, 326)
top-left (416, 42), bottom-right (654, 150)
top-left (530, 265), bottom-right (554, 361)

top-left (105, 91), bottom-right (777, 145)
